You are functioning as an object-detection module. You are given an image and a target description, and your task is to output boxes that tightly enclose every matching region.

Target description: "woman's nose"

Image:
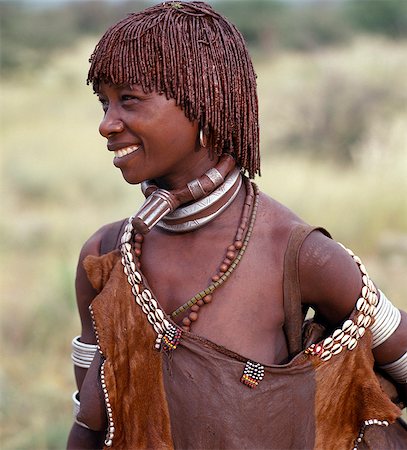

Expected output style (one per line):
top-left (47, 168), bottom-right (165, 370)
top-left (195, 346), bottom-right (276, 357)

top-left (99, 106), bottom-right (124, 138)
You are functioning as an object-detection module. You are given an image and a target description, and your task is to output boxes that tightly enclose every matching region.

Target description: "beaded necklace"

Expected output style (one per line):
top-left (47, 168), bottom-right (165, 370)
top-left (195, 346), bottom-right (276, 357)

top-left (132, 177), bottom-right (259, 331)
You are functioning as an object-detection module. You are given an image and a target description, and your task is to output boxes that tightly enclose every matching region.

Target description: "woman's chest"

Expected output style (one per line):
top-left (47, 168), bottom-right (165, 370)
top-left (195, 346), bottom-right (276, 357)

top-left (139, 232), bottom-right (288, 365)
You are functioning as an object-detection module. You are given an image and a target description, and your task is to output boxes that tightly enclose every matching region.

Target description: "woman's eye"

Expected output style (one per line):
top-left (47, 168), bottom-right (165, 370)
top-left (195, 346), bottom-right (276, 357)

top-left (121, 95), bottom-right (139, 103)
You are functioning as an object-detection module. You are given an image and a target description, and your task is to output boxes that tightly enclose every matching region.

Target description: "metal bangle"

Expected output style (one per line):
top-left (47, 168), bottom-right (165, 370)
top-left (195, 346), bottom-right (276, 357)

top-left (71, 336), bottom-right (97, 369)
top-left (371, 291), bottom-right (401, 348)
top-left (72, 391), bottom-right (90, 429)
top-left (380, 352), bottom-right (407, 384)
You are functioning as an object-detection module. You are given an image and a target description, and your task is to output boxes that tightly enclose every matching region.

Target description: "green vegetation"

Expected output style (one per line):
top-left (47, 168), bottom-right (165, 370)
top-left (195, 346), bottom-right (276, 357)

top-left (344, 0), bottom-right (407, 38)
top-left (1, 2), bottom-right (406, 448)
top-left (257, 36), bottom-right (407, 163)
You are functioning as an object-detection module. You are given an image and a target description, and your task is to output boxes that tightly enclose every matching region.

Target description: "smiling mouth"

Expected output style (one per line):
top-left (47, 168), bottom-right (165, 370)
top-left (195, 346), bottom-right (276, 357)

top-left (114, 145), bottom-right (140, 158)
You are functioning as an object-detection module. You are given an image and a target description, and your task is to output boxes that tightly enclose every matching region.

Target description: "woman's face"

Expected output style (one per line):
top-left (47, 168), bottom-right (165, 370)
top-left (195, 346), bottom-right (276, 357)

top-left (97, 82), bottom-right (212, 187)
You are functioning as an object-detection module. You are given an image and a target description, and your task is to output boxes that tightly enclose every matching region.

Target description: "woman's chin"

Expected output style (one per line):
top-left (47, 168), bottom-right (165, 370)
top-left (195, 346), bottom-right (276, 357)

top-left (120, 169), bottom-right (145, 185)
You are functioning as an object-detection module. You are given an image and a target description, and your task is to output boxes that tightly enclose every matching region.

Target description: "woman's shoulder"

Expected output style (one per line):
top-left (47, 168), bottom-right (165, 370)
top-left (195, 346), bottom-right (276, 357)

top-left (257, 189), bottom-right (362, 322)
top-left (248, 190), bottom-right (312, 269)
top-left (257, 190), bottom-right (308, 241)
top-left (75, 219), bottom-right (127, 338)
top-left (79, 218), bottom-right (127, 260)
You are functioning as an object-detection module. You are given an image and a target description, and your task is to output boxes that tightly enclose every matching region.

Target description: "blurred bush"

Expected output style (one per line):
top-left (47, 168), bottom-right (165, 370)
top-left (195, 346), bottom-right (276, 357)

top-left (344, 0), bottom-right (407, 38)
top-left (258, 38), bottom-right (407, 163)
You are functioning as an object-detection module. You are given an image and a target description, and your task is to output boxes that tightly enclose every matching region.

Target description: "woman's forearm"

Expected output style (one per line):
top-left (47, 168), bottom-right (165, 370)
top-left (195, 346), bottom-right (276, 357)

top-left (67, 423), bottom-right (105, 450)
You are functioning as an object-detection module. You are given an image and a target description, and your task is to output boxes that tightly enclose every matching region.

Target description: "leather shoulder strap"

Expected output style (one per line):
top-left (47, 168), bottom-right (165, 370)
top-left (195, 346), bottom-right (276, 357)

top-left (283, 224), bottom-right (331, 357)
top-left (100, 219), bottom-right (128, 255)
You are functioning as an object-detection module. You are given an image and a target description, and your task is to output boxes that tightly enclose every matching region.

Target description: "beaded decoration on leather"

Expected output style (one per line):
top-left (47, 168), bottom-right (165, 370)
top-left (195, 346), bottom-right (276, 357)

top-left (133, 178), bottom-right (259, 331)
top-left (241, 360), bottom-right (265, 388)
top-left (353, 418), bottom-right (389, 450)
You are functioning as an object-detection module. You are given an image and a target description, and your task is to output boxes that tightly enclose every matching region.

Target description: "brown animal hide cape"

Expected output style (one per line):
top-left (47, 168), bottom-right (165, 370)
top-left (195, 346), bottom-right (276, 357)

top-left (84, 239), bottom-right (405, 449)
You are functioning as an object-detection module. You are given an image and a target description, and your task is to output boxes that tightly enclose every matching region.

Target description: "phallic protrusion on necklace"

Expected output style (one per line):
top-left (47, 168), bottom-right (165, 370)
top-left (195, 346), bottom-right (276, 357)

top-left (132, 189), bottom-right (178, 234)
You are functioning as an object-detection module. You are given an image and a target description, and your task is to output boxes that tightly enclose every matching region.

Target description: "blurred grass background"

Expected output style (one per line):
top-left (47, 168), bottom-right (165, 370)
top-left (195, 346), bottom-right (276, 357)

top-left (1, 0), bottom-right (407, 448)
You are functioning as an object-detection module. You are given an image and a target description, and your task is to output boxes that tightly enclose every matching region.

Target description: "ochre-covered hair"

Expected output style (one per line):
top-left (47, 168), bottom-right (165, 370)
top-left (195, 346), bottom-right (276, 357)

top-left (87, 1), bottom-right (260, 177)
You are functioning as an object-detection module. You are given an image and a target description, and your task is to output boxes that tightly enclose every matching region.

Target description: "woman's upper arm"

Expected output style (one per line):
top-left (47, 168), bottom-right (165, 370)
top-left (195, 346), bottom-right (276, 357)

top-left (298, 230), bottom-right (363, 325)
top-left (299, 230), bottom-right (407, 370)
top-left (74, 225), bottom-right (107, 390)
top-left (75, 227), bottom-right (106, 344)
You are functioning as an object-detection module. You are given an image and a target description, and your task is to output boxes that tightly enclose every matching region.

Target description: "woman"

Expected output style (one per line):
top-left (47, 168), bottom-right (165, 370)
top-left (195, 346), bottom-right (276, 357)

top-left (67, 2), bottom-right (407, 449)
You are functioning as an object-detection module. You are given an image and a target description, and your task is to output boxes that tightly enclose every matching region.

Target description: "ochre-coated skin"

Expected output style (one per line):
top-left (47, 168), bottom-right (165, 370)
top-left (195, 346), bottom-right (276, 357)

top-left (67, 86), bottom-right (407, 449)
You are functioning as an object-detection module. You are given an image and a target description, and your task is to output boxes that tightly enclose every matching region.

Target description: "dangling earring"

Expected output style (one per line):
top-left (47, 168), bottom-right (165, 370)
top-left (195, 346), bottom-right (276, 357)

top-left (199, 128), bottom-right (207, 148)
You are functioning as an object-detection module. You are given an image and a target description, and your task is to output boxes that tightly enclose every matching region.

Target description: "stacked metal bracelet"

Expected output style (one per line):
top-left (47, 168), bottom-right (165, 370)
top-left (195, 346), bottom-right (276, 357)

top-left (71, 337), bottom-right (98, 430)
top-left (72, 391), bottom-right (90, 429)
top-left (71, 335), bottom-right (97, 369)
top-left (370, 290), bottom-right (401, 348)
top-left (380, 352), bottom-right (407, 384)
top-left (305, 243), bottom-right (378, 361)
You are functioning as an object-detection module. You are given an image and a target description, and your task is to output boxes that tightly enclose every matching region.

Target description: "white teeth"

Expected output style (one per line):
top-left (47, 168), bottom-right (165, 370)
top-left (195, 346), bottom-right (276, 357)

top-left (114, 145), bottom-right (139, 158)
